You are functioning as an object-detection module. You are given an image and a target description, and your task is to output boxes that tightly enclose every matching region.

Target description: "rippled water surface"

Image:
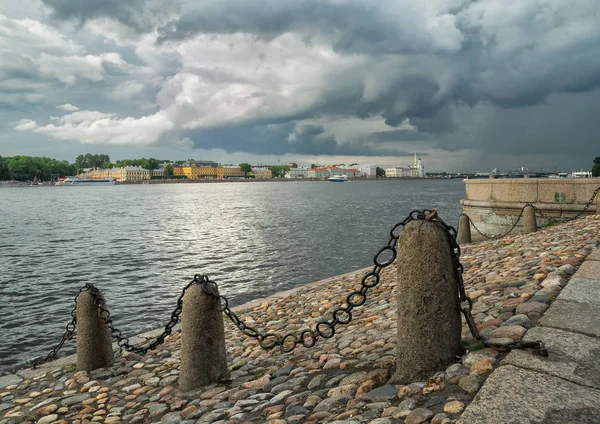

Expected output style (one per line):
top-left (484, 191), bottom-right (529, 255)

top-left (0, 179), bottom-right (465, 373)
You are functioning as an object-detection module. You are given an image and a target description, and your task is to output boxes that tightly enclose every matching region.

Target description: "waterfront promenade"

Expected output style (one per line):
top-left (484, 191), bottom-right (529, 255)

top-left (1, 215), bottom-right (599, 423)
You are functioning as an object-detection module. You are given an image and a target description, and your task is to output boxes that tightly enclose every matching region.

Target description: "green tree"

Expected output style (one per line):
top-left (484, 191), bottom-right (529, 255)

top-left (271, 165), bottom-right (289, 178)
top-left (239, 163), bottom-right (252, 177)
top-left (376, 166), bottom-right (386, 178)
top-left (102, 161), bottom-right (113, 169)
top-left (164, 164), bottom-right (173, 179)
top-left (593, 157), bottom-right (600, 177)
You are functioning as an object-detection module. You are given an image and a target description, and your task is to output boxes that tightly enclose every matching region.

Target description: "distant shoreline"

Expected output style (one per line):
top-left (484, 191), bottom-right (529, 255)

top-left (0, 177), bottom-right (441, 187)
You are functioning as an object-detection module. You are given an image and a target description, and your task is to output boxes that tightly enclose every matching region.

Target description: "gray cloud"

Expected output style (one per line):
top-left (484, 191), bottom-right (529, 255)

top-left (5, 0), bottom-right (600, 171)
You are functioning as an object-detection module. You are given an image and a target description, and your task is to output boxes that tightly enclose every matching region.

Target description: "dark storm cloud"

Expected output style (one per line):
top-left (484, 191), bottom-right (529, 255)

top-left (20, 0), bottom-right (600, 166)
top-left (40, 0), bottom-right (178, 31)
top-left (186, 123), bottom-right (413, 157)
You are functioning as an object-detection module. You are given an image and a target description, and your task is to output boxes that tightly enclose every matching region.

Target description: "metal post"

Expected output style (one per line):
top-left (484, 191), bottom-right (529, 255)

top-left (76, 291), bottom-right (114, 371)
top-left (457, 214), bottom-right (472, 244)
top-left (395, 218), bottom-right (461, 383)
top-left (179, 283), bottom-right (228, 391)
top-left (523, 205), bottom-right (537, 233)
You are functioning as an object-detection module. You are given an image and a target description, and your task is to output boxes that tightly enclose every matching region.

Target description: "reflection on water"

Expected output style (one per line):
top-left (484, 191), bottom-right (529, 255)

top-left (0, 179), bottom-right (465, 373)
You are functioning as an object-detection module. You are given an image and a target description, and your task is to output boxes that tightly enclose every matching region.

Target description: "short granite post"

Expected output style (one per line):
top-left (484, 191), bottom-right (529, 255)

top-left (179, 283), bottom-right (228, 391)
top-left (523, 205), bottom-right (537, 233)
top-left (76, 291), bottom-right (114, 371)
top-left (457, 214), bottom-right (472, 244)
top-left (396, 219), bottom-right (461, 383)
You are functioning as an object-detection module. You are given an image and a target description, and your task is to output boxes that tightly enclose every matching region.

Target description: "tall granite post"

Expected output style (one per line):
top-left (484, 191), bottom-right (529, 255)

top-left (179, 283), bottom-right (228, 391)
top-left (523, 205), bottom-right (537, 233)
top-left (457, 215), bottom-right (472, 244)
top-left (396, 219), bottom-right (461, 383)
top-left (76, 291), bottom-right (114, 371)
top-left (596, 191), bottom-right (600, 216)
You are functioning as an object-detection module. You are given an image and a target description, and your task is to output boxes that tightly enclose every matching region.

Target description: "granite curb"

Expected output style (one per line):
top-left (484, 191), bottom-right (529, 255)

top-left (459, 244), bottom-right (600, 423)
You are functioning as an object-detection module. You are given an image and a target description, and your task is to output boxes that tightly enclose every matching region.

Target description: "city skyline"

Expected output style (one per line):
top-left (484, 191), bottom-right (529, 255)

top-left (1, 0), bottom-right (599, 172)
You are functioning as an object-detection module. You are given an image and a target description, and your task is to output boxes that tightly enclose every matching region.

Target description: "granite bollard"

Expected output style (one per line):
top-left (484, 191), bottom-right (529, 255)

top-left (457, 214), bottom-right (472, 244)
top-left (76, 291), bottom-right (114, 371)
top-left (179, 283), bottom-right (228, 391)
top-left (396, 218), bottom-right (461, 383)
top-left (523, 205), bottom-right (537, 233)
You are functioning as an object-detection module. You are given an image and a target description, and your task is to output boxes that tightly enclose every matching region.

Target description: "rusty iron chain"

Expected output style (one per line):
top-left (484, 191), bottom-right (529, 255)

top-left (530, 186), bottom-right (599, 225)
top-left (198, 208), bottom-right (546, 355)
top-left (463, 206), bottom-right (527, 241)
top-left (35, 280), bottom-right (196, 366)
top-left (464, 186), bottom-right (599, 240)
top-left (32, 287), bottom-right (81, 368)
top-left (195, 209), bottom-right (415, 353)
top-left (35, 207), bottom-right (553, 366)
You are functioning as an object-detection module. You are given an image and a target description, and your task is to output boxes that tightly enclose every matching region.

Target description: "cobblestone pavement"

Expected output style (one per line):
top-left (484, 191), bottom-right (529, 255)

top-left (1, 215), bottom-right (599, 424)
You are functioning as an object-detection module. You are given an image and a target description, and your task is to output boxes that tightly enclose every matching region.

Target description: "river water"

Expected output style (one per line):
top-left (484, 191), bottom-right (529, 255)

top-left (0, 179), bottom-right (465, 374)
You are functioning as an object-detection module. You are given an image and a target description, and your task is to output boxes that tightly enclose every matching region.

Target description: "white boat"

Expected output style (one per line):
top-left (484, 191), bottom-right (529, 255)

top-left (56, 177), bottom-right (116, 186)
top-left (328, 175), bottom-right (348, 182)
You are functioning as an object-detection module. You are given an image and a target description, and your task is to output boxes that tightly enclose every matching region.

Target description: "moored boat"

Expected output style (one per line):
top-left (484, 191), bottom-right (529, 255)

top-left (328, 175), bottom-right (348, 182)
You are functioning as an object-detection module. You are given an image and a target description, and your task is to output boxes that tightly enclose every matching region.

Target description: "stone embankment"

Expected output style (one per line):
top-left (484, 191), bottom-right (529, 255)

top-left (1, 215), bottom-right (599, 424)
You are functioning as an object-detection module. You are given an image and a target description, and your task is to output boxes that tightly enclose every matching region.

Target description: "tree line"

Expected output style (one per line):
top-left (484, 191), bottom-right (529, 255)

top-left (0, 154), bottom-right (178, 182)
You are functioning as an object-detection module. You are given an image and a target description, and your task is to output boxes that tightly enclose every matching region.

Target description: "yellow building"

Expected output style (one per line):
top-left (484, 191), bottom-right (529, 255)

top-left (175, 160), bottom-right (222, 179)
top-left (252, 168), bottom-right (272, 179)
top-left (222, 165), bottom-right (246, 179)
top-left (81, 166), bottom-right (150, 181)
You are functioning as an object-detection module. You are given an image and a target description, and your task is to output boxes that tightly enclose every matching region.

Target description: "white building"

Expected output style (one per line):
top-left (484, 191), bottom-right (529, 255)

top-left (385, 167), bottom-right (406, 178)
top-left (287, 167), bottom-right (309, 179)
top-left (357, 165), bottom-right (377, 178)
top-left (417, 157), bottom-right (425, 177)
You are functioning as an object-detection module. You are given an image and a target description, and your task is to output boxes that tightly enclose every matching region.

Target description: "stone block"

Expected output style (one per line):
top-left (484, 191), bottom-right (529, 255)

top-left (179, 283), bottom-right (228, 391)
top-left (572, 261), bottom-right (600, 280)
top-left (76, 291), bottom-right (114, 371)
top-left (395, 220), bottom-right (461, 383)
top-left (537, 181), bottom-right (575, 204)
top-left (540, 299), bottom-right (600, 338)
top-left (457, 365), bottom-right (600, 424)
top-left (556, 278), bottom-right (600, 306)
top-left (588, 248), bottom-right (600, 261)
top-left (503, 326), bottom-right (600, 389)
top-left (492, 181), bottom-right (537, 203)
top-left (464, 182), bottom-right (492, 201)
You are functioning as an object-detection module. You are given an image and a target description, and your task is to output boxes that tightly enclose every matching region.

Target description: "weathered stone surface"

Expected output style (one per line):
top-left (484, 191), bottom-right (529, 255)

top-left (501, 314), bottom-right (533, 329)
top-left (503, 326), bottom-right (600, 389)
top-left (458, 365), bottom-right (600, 424)
top-left (404, 408), bottom-right (434, 424)
top-left (540, 299), bottom-right (600, 338)
top-left (515, 301), bottom-right (548, 315)
top-left (571, 261), bottom-right (600, 279)
top-left (179, 284), bottom-right (228, 391)
top-left (556, 278), bottom-right (600, 306)
top-left (523, 205), bottom-right (537, 234)
top-left (587, 248), bottom-right (600, 261)
top-left (487, 325), bottom-right (527, 340)
top-left (457, 215), bottom-right (472, 245)
top-left (76, 291), bottom-right (114, 371)
top-left (0, 375), bottom-right (22, 389)
top-left (396, 220), bottom-right (461, 383)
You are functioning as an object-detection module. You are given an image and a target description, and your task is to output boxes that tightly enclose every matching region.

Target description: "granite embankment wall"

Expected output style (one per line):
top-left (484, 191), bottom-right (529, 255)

top-left (461, 178), bottom-right (600, 236)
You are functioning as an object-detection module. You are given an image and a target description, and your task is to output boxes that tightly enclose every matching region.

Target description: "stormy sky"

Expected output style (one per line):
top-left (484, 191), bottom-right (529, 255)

top-left (1, 0), bottom-right (599, 172)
